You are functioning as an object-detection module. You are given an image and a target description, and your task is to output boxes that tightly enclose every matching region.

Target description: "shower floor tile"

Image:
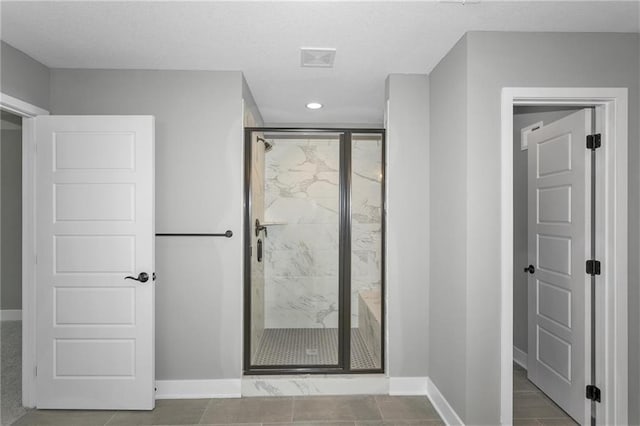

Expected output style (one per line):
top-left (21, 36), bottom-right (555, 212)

top-left (252, 328), bottom-right (379, 369)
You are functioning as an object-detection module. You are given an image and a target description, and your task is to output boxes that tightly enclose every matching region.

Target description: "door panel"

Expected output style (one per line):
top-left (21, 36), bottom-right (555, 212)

top-left (35, 116), bottom-right (155, 409)
top-left (527, 109), bottom-right (591, 424)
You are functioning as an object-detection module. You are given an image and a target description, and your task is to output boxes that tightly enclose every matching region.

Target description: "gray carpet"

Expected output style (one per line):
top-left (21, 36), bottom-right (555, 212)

top-left (1, 320), bottom-right (26, 426)
top-left (252, 328), bottom-right (379, 369)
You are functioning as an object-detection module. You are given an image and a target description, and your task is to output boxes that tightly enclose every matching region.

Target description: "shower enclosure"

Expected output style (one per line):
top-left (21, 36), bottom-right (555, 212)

top-left (244, 128), bottom-right (385, 374)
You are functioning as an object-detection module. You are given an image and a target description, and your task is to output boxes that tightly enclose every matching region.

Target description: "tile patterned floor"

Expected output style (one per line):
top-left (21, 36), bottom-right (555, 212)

top-left (252, 329), bottom-right (378, 370)
top-left (513, 363), bottom-right (578, 426)
top-left (11, 396), bottom-right (444, 426)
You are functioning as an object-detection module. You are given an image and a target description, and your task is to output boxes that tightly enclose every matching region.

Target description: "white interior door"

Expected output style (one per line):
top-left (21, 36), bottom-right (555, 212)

top-left (35, 116), bottom-right (155, 409)
top-left (527, 109), bottom-right (591, 424)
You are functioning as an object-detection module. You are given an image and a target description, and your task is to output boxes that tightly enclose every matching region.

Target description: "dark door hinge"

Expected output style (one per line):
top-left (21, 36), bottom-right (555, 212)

top-left (587, 134), bottom-right (601, 150)
top-left (586, 260), bottom-right (601, 276)
top-left (586, 385), bottom-right (601, 402)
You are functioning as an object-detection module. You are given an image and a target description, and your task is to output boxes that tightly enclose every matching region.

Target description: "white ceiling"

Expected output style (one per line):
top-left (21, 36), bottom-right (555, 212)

top-left (1, 1), bottom-right (638, 125)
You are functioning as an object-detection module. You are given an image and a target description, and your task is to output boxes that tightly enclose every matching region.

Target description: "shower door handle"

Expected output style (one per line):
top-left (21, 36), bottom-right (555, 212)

top-left (257, 239), bottom-right (263, 262)
top-left (255, 219), bottom-right (267, 237)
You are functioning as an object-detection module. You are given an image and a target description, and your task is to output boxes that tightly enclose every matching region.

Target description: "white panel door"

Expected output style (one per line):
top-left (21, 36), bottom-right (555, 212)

top-left (527, 109), bottom-right (591, 424)
top-left (35, 116), bottom-right (155, 409)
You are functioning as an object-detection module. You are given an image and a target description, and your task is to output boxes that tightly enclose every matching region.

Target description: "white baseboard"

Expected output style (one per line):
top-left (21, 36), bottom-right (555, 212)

top-left (0, 309), bottom-right (22, 321)
top-left (155, 379), bottom-right (241, 399)
top-left (389, 377), bottom-right (428, 395)
top-left (426, 377), bottom-right (465, 426)
top-left (513, 346), bottom-right (528, 370)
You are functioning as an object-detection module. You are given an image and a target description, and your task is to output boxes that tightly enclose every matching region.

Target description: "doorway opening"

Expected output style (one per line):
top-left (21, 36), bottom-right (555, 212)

top-left (0, 92), bottom-right (49, 410)
top-left (0, 109), bottom-right (26, 425)
top-left (243, 128), bottom-right (385, 374)
top-left (500, 88), bottom-right (629, 426)
top-left (512, 105), bottom-right (586, 425)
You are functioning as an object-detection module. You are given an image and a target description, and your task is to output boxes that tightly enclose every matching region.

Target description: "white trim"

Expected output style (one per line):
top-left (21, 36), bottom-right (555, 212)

top-left (0, 93), bottom-right (48, 117)
top-left (500, 87), bottom-right (628, 426)
top-left (243, 375), bottom-right (389, 397)
top-left (0, 92), bottom-right (49, 409)
top-left (388, 377), bottom-right (427, 395)
top-left (426, 378), bottom-right (465, 426)
top-left (0, 309), bottom-right (22, 321)
top-left (155, 379), bottom-right (241, 399)
top-left (513, 346), bottom-right (527, 370)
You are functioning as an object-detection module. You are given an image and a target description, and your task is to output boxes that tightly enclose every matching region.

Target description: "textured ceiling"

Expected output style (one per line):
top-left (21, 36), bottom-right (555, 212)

top-left (1, 1), bottom-right (638, 125)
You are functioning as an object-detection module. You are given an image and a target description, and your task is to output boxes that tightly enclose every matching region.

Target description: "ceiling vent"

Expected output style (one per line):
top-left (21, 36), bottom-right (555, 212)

top-left (300, 48), bottom-right (336, 68)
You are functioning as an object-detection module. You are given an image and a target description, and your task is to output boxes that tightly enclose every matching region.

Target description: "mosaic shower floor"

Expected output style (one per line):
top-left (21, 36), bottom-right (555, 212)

top-left (253, 328), bottom-right (379, 369)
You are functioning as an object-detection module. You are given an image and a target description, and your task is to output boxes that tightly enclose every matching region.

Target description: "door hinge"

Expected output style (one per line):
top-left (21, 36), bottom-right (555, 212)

top-left (587, 134), bottom-right (601, 150)
top-left (586, 385), bottom-right (601, 402)
top-left (586, 260), bottom-right (601, 276)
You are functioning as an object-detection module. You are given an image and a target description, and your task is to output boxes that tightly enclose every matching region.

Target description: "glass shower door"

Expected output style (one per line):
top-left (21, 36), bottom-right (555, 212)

top-left (248, 132), bottom-right (341, 368)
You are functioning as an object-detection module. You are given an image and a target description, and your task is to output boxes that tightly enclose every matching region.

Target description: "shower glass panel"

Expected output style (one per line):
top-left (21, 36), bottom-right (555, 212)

top-left (245, 128), bottom-right (385, 374)
top-left (249, 132), bottom-right (341, 367)
top-left (350, 134), bottom-right (383, 370)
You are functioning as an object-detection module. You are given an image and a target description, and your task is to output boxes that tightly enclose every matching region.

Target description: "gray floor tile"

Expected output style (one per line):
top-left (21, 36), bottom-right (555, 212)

top-left (513, 372), bottom-right (539, 393)
top-left (199, 399), bottom-right (242, 424)
top-left (200, 424), bottom-right (261, 426)
top-left (200, 397), bottom-right (293, 424)
top-left (374, 396), bottom-right (439, 421)
top-left (12, 410), bottom-right (117, 426)
top-left (237, 398), bottom-right (294, 423)
top-left (512, 419), bottom-right (541, 426)
top-left (293, 396), bottom-right (381, 422)
top-left (357, 421), bottom-right (445, 426)
top-left (107, 399), bottom-right (209, 425)
top-left (536, 418), bottom-right (579, 426)
top-left (513, 392), bottom-right (567, 420)
top-left (265, 423), bottom-right (355, 426)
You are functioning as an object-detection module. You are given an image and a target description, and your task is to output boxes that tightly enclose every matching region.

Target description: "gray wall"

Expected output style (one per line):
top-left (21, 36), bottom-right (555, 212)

top-left (385, 74), bottom-right (430, 378)
top-left (243, 75), bottom-right (263, 128)
top-left (0, 41), bottom-right (50, 110)
top-left (428, 36), bottom-right (468, 419)
top-left (430, 32), bottom-right (639, 425)
top-left (512, 106), bottom-right (580, 353)
top-left (0, 111), bottom-right (22, 310)
top-left (50, 69), bottom-right (247, 380)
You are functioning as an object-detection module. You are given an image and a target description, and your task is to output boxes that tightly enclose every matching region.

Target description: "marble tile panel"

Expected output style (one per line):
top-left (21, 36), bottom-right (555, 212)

top-left (267, 248), bottom-right (338, 279)
top-left (266, 197), bottom-right (339, 225)
top-left (242, 375), bottom-right (388, 397)
top-left (265, 224), bottom-right (339, 252)
top-left (265, 277), bottom-right (340, 328)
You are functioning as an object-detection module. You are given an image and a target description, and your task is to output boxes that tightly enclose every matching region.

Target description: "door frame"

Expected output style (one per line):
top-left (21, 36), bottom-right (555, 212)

top-left (0, 92), bottom-right (49, 408)
top-left (242, 128), bottom-right (386, 375)
top-left (500, 88), bottom-right (628, 425)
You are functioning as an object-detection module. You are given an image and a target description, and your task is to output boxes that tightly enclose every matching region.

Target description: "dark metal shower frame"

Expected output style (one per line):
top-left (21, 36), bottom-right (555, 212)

top-left (243, 127), bottom-right (386, 375)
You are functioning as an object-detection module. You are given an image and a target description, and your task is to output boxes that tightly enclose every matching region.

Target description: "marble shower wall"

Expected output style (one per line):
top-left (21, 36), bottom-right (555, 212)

top-left (262, 137), bottom-right (382, 330)
top-left (351, 137), bottom-right (383, 328)
top-left (264, 138), bottom-right (340, 329)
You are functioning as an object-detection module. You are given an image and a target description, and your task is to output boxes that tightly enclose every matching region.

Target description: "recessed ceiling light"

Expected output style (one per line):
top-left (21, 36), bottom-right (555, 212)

top-left (306, 102), bottom-right (323, 110)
